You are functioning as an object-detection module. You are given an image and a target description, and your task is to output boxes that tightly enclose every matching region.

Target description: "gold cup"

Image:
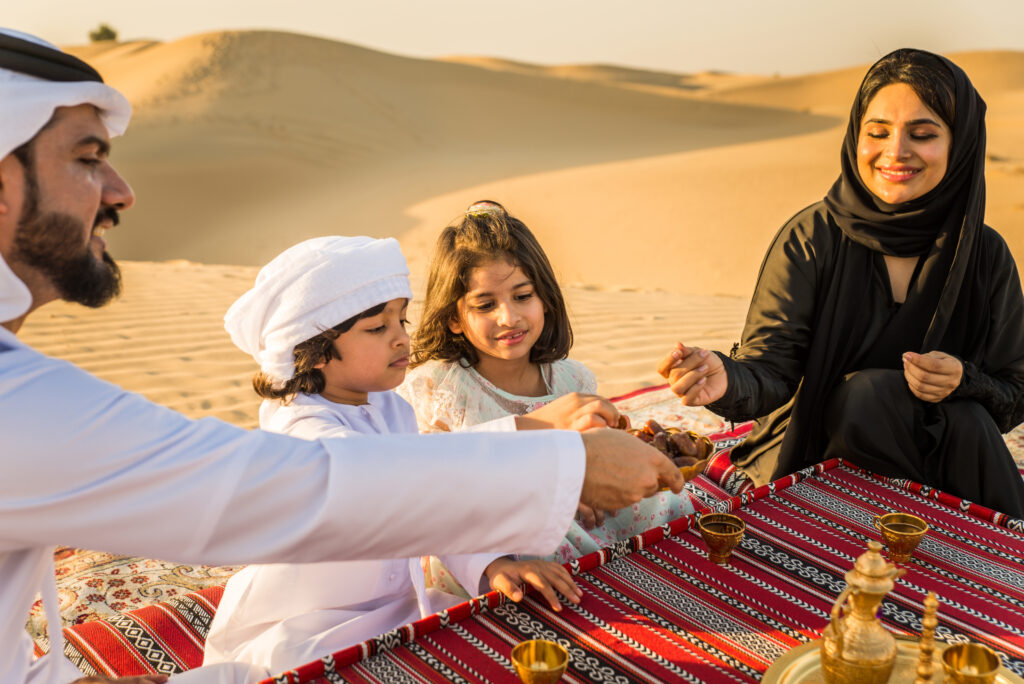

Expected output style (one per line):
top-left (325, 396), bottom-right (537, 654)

top-left (873, 512), bottom-right (928, 563)
top-left (511, 639), bottom-right (569, 683)
top-left (941, 643), bottom-right (1001, 684)
top-left (697, 513), bottom-right (745, 564)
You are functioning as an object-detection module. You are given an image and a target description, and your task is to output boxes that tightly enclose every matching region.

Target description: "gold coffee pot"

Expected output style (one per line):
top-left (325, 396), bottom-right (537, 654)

top-left (820, 541), bottom-right (906, 684)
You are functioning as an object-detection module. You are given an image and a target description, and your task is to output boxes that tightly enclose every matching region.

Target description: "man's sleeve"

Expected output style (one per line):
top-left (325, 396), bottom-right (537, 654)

top-left (0, 346), bottom-right (584, 565)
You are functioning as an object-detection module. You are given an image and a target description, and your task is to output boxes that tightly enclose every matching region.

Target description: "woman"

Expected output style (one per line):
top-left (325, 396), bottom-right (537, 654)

top-left (661, 48), bottom-right (1024, 517)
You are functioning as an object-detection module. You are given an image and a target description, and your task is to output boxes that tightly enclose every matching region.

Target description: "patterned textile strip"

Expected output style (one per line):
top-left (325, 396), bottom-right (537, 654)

top-left (842, 462), bottom-right (1024, 531)
top-left (34, 585), bottom-right (223, 676)
top-left (262, 461), bottom-right (1024, 683)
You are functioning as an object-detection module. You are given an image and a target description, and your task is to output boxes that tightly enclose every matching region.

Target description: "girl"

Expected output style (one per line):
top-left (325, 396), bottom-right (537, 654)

top-left (661, 49), bottom-right (1024, 517)
top-left (204, 236), bottom-right (582, 673)
top-left (400, 201), bottom-right (694, 566)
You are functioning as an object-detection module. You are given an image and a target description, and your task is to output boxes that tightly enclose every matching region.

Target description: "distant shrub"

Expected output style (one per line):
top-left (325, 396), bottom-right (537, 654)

top-left (89, 24), bottom-right (118, 42)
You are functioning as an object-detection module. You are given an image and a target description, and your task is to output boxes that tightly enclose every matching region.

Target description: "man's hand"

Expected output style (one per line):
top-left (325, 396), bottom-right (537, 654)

top-left (903, 351), bottom-right (963, 402)
top-left (517, 392), bottom-right (620, 432)
top-left (73, 677), bottom-right (168, 684)
top-left (580, 428), bottom-right (683, 510)
top-left (485, 557), bottom-right (582, 611)
top-left (660, 342), bottom-right (728, 406)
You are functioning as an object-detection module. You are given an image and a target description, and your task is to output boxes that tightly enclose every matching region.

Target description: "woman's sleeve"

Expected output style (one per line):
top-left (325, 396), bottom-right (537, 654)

top-left (707, 212), bottom-right (824, 421)
top-left (951, 233), bottom-right (1024, 432)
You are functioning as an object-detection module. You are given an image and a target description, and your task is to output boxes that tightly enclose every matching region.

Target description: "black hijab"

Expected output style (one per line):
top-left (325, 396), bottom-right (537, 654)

top-left (771, 48), bottom-right (991, 478)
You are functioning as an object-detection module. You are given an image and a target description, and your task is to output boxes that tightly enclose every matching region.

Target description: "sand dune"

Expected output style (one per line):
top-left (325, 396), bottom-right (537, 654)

top-left (65, 30), bottom-right (837, 278)
top-left (19, 32), bottom-right (1024, 425)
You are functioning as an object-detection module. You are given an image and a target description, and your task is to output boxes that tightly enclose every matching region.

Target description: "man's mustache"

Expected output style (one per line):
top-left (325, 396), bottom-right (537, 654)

top-left (94, 206), bottom-right (120, 228)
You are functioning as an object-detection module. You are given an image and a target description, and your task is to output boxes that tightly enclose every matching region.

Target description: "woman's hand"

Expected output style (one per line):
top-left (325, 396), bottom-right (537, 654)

top-left (485, 557), bottom-right (582, 611)
top-left (903, 351), bottom-right (963, 402)
top-left (517, 392), bottom-right (620, 431)
top-left (659, 342), bottom-right (728, 406)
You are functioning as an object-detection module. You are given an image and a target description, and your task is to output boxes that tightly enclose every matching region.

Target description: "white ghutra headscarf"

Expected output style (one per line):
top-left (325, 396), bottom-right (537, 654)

top-left (224, 236), bottom-right (413, 386)
top-left (0, 28), bottom-right (132, 323)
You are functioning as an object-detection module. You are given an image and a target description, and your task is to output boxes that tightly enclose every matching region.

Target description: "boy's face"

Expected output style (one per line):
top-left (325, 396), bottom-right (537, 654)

top-left (317, 298), bottom-right (410, 404)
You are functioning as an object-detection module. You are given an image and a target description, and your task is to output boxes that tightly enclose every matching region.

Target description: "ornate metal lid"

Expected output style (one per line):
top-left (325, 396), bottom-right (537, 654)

top-left (845, 541), bottom-right (900, 589)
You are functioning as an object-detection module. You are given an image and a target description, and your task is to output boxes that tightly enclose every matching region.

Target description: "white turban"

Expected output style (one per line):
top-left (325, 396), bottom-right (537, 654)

top-left (224, 236), bottom-right (413, 385)
top-left (0, 28), bottom-right (132, 323)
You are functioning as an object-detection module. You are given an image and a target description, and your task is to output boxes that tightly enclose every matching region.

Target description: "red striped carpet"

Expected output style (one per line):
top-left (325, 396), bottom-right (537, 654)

top-left (266, 460), bottom-right (1024, 683)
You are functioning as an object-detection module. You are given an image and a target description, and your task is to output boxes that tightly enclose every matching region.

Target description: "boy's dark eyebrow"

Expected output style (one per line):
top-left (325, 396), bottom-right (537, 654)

top-left (864, 117), bottom-right (941, 127)
top-left (75, 135), bottom-right (110, 155)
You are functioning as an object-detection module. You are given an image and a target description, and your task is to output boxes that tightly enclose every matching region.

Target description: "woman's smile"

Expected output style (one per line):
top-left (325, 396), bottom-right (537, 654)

top-left (857, 82), bottom-right (951, 204)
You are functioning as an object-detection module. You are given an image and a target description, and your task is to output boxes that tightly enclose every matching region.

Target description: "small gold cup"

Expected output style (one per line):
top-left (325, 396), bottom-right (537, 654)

top-left (511, 639), bottom-right (569, 683)
top-left (697, 513), bottom-right (745, 564)
top-left (941, 642), bottom-right (1001, 684)
top-left (873, 512), bottom-right (928, 563)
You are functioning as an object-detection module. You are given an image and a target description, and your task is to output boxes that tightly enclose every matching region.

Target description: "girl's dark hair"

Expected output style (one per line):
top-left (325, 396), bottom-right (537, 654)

top-left (856, 48), bottom-right (956, 133)
top-left (253, 301), bottom-right (389, 402)
top-left (410, 200), bottom-right (571, 368)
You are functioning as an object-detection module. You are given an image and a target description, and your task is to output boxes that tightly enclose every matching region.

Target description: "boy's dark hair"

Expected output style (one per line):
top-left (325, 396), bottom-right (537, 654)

top-left (410, 200), bottom-right (572, 368)
top-left (253, 301), bottom-right (389, 402)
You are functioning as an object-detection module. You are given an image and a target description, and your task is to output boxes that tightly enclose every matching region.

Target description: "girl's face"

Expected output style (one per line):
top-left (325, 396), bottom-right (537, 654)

top-left (449, 259), bottom-right (546, 367)
top-left (316, 298), bottom-right (410, 404)
top-left (857, 82), bottom-right (951, 204)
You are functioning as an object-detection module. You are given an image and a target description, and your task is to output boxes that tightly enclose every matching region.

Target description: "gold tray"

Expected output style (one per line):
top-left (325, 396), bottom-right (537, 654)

top-left (763, 636), bottom-right (1024, 683)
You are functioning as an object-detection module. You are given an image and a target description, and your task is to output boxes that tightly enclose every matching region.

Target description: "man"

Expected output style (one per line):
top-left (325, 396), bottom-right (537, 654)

top-left (0, 29), bottom-right (684, 684)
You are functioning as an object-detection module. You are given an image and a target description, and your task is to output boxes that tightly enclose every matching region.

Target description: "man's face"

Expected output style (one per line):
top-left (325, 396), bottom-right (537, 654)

top-left (8, 104), bottom-right (134, 308)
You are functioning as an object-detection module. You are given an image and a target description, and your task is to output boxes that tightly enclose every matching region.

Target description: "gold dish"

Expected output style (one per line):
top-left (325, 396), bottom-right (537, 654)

top-left (511, 639), bottom-right (569, 683)
top-left (763, 636), bottom-right (1023, 683)
top-left (697, 512), bottom-right (745, 564)
top-left (874, 512), bottom-right (928, 563)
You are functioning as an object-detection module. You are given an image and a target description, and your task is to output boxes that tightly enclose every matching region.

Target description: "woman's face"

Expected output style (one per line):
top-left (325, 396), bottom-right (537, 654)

top-left (857, 82), bottom-right (951, 204)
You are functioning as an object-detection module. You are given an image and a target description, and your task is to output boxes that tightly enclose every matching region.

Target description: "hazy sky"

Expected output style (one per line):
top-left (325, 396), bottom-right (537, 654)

top-left (10, 0), bottom-right (1024, 75)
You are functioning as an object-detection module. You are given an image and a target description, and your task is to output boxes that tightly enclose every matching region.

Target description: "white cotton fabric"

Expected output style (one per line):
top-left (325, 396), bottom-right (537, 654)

top-left (224, 236), bottom-right (413, 385)
top-left (0, 28), bottom-right (132, 324)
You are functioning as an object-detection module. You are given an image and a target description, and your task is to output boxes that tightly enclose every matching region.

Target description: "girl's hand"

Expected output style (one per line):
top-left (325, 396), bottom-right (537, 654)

top-left (575, 502), bottom-right (607, 530)
top-left (485, 557), bottom-right (582, 611)
top-left (903, 351), bottom-right (963, 402)
top-left (665, 344), bottom-right (728, 406)
top-left (517, 393), bottom-right (620, 431)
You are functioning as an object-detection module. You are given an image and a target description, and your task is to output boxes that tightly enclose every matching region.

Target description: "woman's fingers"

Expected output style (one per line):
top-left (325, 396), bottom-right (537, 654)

top-left (903, 351), bottom-right (962, 402)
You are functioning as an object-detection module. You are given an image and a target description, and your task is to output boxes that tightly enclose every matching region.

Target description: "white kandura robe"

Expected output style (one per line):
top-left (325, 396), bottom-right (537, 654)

top-left (204, 392), bottom-right (508, 672)
top-left (0, 327), bottom-right (584, 684)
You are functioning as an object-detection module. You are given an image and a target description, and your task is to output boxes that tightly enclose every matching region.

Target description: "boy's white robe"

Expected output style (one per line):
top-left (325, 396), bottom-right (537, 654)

top-left (0, 327), bottom-right (584, 684)
top-left (204, 392), bottom-right (508, 672)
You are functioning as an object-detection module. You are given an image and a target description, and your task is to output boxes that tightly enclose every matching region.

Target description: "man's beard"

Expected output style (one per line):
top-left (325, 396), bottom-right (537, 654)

top-left (12, 173), bottom-right (122, 309)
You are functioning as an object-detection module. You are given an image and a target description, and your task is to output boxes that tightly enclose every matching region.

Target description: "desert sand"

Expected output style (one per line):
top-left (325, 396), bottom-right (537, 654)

top-left (19, 31), bottom-right (1024, 427)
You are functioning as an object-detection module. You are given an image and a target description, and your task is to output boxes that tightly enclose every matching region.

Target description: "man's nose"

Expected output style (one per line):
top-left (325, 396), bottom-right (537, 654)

top-left (102, 163), bottom-right (135, 211)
